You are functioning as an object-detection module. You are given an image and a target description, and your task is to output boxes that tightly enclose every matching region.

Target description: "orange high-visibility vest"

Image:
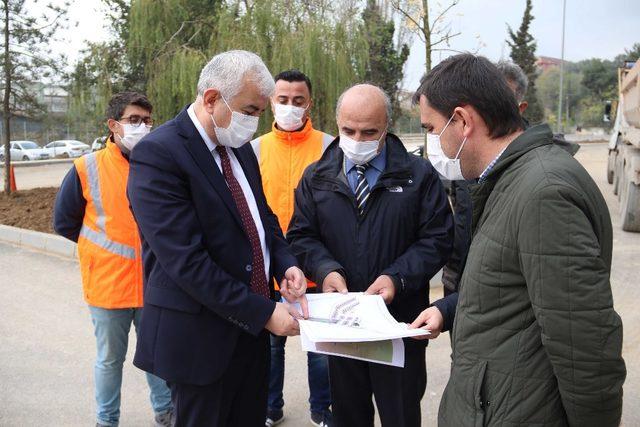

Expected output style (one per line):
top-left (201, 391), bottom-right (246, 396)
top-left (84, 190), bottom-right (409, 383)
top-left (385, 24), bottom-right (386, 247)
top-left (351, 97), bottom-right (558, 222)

top-left (251, 120), bottom-right (333, 289)
top-left (74, 139), bottom-right (143, 308)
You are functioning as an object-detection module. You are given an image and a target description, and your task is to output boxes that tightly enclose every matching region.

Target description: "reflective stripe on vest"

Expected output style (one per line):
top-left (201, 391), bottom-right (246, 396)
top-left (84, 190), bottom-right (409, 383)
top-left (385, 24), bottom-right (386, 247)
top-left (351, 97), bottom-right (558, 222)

top-left (82, 153), bottom-right (136, 259)
top-left (79, 225), bottom-right (136, 259)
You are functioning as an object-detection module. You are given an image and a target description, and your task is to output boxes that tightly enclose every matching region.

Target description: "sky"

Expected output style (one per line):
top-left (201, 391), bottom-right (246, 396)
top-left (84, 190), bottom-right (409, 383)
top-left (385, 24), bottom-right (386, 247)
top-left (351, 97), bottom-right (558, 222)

top-left (403, 0), bottom-right (640, 89)
top-left (55, 0), bottom-right (640, 90)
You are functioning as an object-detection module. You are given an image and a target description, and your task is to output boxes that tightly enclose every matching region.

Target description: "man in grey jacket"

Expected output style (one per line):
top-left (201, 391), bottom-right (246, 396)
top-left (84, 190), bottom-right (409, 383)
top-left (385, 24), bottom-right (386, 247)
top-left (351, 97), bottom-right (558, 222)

top-left (411, 54), bottom-right (625, 426)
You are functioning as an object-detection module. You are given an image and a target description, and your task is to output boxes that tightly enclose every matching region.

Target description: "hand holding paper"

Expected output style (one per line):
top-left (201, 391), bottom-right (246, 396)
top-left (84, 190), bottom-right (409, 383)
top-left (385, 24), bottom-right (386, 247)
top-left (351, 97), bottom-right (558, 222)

top-left (364, 275), bottom-right (396, 304)
top-left (280, 266), bottom-right (309, 318)
top-left (322, 271), bottom-right (348, 294)
top-left (409, 306), bottom-right (443, 339)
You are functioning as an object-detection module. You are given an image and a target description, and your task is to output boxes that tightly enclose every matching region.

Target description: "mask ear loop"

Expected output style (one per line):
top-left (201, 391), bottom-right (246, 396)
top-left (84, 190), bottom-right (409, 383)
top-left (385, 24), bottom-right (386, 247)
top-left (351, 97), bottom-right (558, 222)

top-left (454, 137), bottom-right (468, 160)
top-left (211, 94), bottom-right (231, 129)
top-left (439, 113), bottom-right (456, 137)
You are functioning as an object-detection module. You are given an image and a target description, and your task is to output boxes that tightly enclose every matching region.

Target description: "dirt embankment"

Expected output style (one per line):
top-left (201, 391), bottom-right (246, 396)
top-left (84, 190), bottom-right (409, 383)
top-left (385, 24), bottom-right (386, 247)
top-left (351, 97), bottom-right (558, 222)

top-left (0, 188), bottom-right (58, 233)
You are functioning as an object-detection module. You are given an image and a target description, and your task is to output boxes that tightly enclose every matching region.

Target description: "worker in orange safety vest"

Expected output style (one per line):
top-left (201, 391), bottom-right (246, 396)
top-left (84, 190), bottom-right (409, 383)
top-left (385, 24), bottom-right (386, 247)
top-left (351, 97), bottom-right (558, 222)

top-left (53, 92), bottom-right (173, 427)
top-left (251, 70), bottom-right (333, 427)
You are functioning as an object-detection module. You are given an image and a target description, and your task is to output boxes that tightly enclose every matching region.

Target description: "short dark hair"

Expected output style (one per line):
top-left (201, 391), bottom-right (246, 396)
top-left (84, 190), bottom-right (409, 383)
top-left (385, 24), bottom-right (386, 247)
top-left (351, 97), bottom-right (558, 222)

top-left (274, 69), bottom-right (312, 96)
top-left (106, 91), bottom-right (153, 121)
top-left (413, 54), bottom-right (523, 138)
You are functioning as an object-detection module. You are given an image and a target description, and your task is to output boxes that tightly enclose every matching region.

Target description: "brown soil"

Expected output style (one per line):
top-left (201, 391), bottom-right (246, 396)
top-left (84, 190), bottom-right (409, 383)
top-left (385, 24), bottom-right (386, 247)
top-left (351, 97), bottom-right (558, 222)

top-left (0, 187), bottom-right (58, 233)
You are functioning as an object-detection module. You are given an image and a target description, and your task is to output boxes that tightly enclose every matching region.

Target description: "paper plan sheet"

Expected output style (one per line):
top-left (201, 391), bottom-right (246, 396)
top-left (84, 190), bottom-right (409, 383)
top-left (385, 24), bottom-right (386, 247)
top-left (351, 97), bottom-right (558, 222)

top-left (295, 293), bottom-right (429, 367)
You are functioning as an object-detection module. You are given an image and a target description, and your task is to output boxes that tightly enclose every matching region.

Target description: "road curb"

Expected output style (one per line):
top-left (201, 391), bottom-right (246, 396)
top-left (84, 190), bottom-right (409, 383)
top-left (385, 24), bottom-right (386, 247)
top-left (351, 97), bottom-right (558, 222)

top-left (0, 224), bottom-right (77, 259)
top-left (0, 158), bottom-right (75, 168)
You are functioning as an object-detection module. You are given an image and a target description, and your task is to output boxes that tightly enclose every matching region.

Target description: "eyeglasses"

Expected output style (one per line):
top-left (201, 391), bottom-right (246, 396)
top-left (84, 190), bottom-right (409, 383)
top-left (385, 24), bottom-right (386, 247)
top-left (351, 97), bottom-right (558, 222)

top-left (119, 115), bottom-right (154, 126)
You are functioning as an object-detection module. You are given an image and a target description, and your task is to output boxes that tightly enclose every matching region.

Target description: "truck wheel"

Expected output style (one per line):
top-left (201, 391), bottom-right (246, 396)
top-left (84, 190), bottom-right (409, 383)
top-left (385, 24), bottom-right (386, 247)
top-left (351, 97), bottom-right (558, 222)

top-left (614, 151), bottom-right (625, 196)
top-left (607, 150), bottom-right (616, 184)
top-left (618, 161), bottom-right (628, 203)
top-left (621, 181), bottom-right (640, 232)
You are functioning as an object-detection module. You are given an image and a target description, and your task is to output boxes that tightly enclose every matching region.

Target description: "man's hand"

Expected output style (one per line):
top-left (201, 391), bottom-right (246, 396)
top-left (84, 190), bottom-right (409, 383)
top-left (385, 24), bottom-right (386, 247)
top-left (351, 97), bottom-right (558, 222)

top-left (279, 267), bottom-right (309, 318)
top-left (365, 275), bottom-right (396, 304)
top-left (322, 271), bottom-right (348, 294)
top-left (409, 306), bottom-right (444, 340)
top-left (281, 266), bottom-right (307, 297)
top-left (265, 302), bottom-right (301, 336)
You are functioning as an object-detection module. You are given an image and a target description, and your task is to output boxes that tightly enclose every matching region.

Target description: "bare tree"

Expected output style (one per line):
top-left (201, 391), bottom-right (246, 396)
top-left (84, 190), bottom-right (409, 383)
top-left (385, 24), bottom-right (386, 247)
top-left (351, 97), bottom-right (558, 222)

top-left (390, 0), bottom-right (462, 73)
top-left (1, 0), bottom-right (68, 194)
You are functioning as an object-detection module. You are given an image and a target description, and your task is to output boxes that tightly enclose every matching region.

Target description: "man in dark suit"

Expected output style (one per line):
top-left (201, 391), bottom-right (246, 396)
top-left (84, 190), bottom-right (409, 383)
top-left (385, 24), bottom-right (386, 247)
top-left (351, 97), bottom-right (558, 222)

top-left (127, 50), bottom-right (309, 427)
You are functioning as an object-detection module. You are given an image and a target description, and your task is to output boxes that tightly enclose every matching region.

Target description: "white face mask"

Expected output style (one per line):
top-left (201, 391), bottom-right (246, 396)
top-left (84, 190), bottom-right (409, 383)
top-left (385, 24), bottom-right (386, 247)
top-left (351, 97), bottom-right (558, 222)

top-left (117, 122), bottom-right (151, 151)
top-left (339, 129), bottom-right (386, 165)
top-left (273, 103), bottom-right (307, 131)
top-left (211, 96), bottom-right (259, 148)
top-left (426, 114), bottom-right (467, 181)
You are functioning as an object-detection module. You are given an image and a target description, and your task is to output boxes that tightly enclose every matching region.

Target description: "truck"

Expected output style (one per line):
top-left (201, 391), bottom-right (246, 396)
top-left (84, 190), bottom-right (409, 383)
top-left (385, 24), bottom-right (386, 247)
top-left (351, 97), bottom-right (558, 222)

top-left (606, 59), bottom-right (640, 232)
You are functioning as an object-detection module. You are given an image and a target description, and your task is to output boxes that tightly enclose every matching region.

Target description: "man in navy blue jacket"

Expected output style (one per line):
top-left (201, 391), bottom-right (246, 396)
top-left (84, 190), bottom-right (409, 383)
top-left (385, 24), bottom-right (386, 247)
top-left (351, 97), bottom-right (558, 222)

top-left (127, 50), bottom-right (308, 427)
top-left (287, 84), bottom-right (453, 427)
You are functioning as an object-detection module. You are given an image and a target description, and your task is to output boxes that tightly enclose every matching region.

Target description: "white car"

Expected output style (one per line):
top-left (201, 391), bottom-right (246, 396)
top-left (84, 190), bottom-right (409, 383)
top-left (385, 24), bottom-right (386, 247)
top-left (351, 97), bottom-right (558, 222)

top-left (91, 136), bottom-right (107, 152)
top-left (0, 141), bottom-right (50, 161)
top-left (43, 140), bottom-right (91, 158)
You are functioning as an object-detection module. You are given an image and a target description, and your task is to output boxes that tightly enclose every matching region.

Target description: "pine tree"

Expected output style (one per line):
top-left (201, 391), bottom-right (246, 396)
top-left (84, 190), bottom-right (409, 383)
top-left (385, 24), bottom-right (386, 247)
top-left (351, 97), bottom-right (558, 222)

top-left (507, 0), bottom-right (544, 123)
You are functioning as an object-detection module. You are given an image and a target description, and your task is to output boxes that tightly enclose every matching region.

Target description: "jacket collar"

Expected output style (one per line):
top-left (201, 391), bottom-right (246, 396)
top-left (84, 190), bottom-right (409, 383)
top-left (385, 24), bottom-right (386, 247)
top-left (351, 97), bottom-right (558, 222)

top-left (271, 118), bottom-right (314, 144)
top-left (314, 133), bottom-right (412, 181)
top-left (176, 105), bottom-right (246, 231)
top-left (105, 137), bottom-right (129, 164)
top-left (469, 124), bottom-right (554, 233)
top-left (481, 124), bottom-right (553, 183)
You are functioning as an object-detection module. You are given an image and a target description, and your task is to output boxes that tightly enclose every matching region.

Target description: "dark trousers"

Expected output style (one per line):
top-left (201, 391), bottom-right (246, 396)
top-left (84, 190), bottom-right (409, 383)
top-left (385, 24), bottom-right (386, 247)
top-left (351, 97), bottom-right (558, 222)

top-left (268, 334), bottom-right (331, 414)
top-left (168, 331), bottom-right (270, 427)
top-left (328, 340), bottom-right (426, 427)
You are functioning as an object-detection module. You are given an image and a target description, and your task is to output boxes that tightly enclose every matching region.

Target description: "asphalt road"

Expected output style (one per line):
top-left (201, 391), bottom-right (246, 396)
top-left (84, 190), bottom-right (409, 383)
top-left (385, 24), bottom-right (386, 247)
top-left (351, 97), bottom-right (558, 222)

top-left (0, 142), bottom-right (638, 426)
top-left (0, 161), bottom-right (74, 190)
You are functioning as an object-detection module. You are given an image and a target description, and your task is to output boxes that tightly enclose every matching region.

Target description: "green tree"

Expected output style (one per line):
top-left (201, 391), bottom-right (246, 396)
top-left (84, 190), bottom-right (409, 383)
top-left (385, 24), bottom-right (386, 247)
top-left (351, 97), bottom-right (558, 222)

top-left (362, 0), bottom-right (410, 123)
top-left (1, 0), bottom-right (68, 193)
top-left (507, 0), bottom-right (543, 123)
top-left (621, 42), bottom-right (640, 62)
top-left (67, 0), bottom-right (371, 135)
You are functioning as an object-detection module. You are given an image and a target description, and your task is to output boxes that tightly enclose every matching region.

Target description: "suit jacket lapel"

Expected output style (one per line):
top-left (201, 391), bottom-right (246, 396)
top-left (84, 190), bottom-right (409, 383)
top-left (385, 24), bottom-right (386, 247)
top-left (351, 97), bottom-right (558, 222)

top-left (176, 107), bottom-right (244, 230)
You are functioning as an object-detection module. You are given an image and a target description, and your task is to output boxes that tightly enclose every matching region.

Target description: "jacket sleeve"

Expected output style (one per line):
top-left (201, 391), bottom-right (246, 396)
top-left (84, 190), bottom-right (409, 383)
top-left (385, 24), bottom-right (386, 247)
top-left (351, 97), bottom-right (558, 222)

top-left (286, 169), bottom-right (344, 286)
top-left (381, 164), bottom-right (454, 295)
top-left (127, 138), bottom-right (276, 336)
top-left (53, 165), bottom-right (86, 242)
top-left (441, 180), bottom-right (473, 291)
top-left (517, 184), bottom-right (625, 427)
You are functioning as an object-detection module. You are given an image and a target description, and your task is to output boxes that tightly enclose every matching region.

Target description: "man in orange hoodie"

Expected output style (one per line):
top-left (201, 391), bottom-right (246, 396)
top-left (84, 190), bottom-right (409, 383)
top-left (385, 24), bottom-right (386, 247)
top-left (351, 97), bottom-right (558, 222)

top-left (251, 70), bottom-right (333, 427)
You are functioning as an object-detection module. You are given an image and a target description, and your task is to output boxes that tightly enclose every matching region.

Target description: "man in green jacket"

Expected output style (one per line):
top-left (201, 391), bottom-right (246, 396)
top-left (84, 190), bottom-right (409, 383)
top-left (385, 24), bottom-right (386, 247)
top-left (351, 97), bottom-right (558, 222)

top-left (411, 54), bottom-right (625, 426)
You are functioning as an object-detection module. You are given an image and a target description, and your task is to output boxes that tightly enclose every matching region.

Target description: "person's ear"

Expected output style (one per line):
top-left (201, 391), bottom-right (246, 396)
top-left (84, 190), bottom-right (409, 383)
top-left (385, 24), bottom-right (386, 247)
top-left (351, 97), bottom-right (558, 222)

top-left (519, 101), bottom-right (528, 114)
top-left (202, 88), bottom-right (221, 114)
top-left (454, 106), bottom-right (474, 139)
top-left (107, 119), bottom-right (120, 136)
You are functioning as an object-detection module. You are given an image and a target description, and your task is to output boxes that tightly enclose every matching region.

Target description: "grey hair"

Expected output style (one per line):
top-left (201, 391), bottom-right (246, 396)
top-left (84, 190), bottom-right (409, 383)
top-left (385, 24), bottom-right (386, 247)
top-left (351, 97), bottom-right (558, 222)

top-left (336, 84), bottom-right (392, 125)
top-left (496, 60), bottom-right (528, 102)
top-left (196, 50), bottom-right (275, 100)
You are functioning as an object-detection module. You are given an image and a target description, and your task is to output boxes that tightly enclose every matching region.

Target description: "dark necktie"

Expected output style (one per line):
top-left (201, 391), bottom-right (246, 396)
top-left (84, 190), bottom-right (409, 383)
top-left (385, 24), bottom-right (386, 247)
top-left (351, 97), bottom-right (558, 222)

top-left (215, 146), bottom-right (269, 298)
top-left (355, 164), bottom-right (370, 216)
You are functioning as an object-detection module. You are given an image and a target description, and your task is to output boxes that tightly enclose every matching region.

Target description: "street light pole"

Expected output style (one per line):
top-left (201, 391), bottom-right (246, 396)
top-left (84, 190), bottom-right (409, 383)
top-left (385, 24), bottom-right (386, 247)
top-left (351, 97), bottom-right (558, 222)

top-left (557, 0), bottom-right (566, 134)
